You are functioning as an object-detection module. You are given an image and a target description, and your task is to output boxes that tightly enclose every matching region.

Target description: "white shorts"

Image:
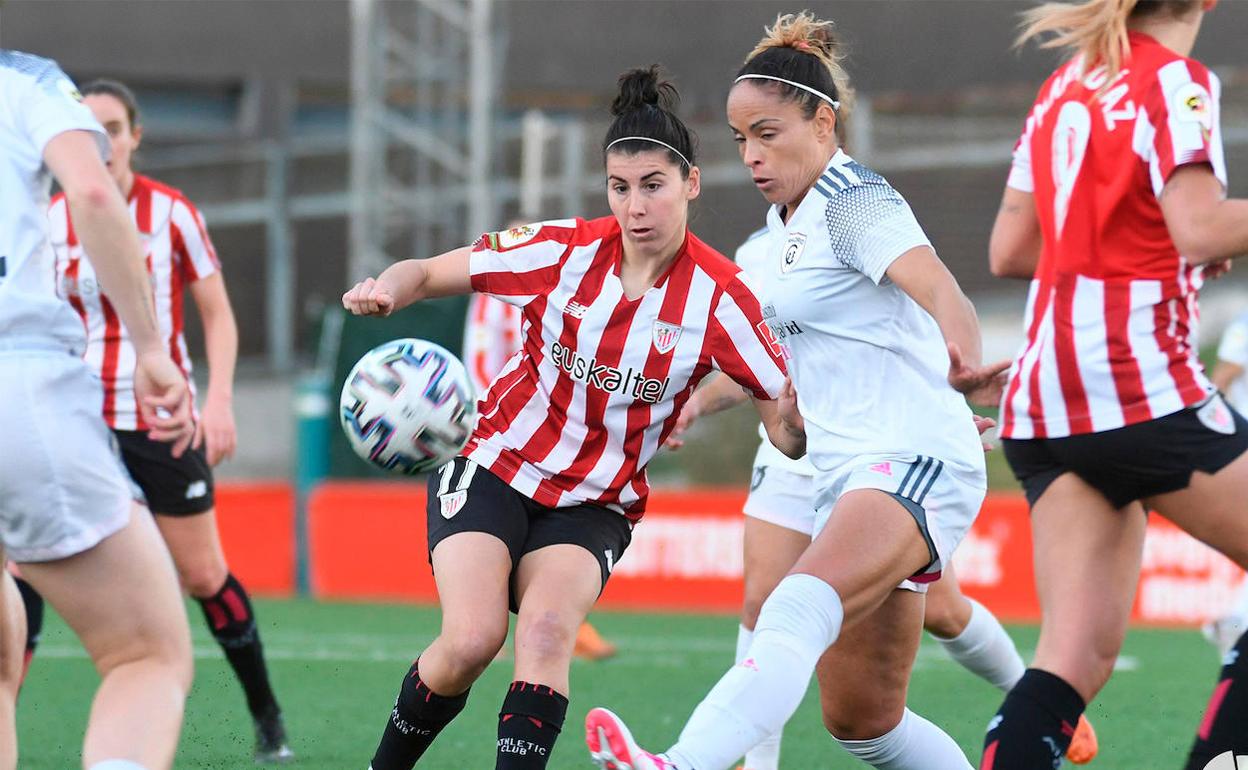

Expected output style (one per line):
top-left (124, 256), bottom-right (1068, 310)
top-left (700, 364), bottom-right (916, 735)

top-left (814, 454), bottom-right (986, 594)
top-left (0, 352), bottom-right (134, 562)
top-left (742, 465), bottom-right (816, 536)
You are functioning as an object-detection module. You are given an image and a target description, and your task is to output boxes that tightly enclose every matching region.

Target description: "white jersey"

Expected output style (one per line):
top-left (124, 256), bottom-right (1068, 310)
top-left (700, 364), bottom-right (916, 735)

top-left (734, 225), bottom-right (815, 476)
top-left (1217, 311), bottom-right (1248, 413)
top-left (756, 150), bottom-right (984, 484)
top-left (0, 50), bottom-right (108, 350)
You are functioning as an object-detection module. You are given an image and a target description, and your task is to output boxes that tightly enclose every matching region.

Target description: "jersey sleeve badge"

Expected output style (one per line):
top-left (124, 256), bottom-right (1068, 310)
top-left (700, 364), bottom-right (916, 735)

top-left (1172, 81), bottom-right (1213, 137)
top-left (498, 223), bottom-right (541, 249)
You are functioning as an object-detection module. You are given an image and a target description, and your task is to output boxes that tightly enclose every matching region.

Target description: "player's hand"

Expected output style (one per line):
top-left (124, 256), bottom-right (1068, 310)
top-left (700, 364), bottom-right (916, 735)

top-left (778, 377), bottom-right (805, 437)
top-left (134, 350), bottom-right (195, 457)
top-left (1204, 259), bottom-right (1233, 282)
top-left (947, 342), bottom-right (1010, 408)
top-left (663, 398), bottom-right (703, 450)
top-left (973, 413), bottom-right (997, 452)
top-left (342, 276), bottom-right (396, 317)
top-left (193, 394), bottom-right (237, 466)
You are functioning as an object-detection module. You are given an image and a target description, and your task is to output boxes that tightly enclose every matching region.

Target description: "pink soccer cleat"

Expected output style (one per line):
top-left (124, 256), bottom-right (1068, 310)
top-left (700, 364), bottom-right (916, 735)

top-left (586, 707), bottom-right (675, 770)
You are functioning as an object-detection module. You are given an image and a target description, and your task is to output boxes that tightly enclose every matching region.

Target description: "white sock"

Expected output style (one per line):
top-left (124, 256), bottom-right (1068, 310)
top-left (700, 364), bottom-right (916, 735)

top-left (834, 709), bottom-right (972, 769)
top-left (931, 598), bottom-right (1025, 692)
top-left (1226, 575), bottom-right (1248, 623)
top-left (666, 575), bottom-right (842, 770)
top-left (735, 624), bottom-right (782, 770)
top-left (87, 762), bottom-right (149, 770)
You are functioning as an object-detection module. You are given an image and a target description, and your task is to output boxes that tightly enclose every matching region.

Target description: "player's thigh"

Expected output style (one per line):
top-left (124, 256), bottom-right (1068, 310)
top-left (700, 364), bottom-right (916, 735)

top-left (1148, 448), bottom-right (1248, 570)
top-left (19, 502), bottom-right (191, 683)
top-left (512, 543), bottom-right (603, 686)
top-left (1030, 472), bottom-right (1145, 702)
top-left (792, 489), bottom-right (933, 628)
top-left (153, 509), bottom-right (228, 593)
top-left (922, 564), bottom-right (973, 639)
top-left (743, 515), bottom-right (810, 627)
top-left (816, 587), bottom-right (925, 740)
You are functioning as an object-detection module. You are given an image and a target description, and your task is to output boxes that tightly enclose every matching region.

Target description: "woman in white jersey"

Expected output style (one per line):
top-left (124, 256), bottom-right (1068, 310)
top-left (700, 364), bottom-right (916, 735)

top-left (36, 79), bottom-right (292, 763)
top-left (587, 15), bottom-right (1006, 770)
top-left (0, 50), bottom-right (193, 770)
top-left (343, 67), bottom-right (798, 770)
top-left (664, 226), bottom-right (1096, 770)
top-left (986, 1), bottom-right (1248, 766)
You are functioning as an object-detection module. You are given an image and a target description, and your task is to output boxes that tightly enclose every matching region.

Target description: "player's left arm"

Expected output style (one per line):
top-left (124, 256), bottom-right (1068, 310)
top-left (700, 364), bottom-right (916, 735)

top-left (189, 272), bottom-right (238, 465)
top-left (753, 379), bottom-right (805, 460)
top-left (887, 247), bottom-right (1009, 407)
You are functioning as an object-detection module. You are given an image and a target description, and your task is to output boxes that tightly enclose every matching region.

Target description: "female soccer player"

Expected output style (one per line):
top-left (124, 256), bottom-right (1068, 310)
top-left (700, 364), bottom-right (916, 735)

top-left (984, 1), bottom-right (1248, 766)
top-left (39, 79), bottom-right (292, 763)
top-left (0, 49), bottom-right (194, 770)
top-left (343, 67), bottom-right (798, 770)
top-left (667, 223), bottom-right (1094, 770)
top-left (587, 14), bottom-right (1005, 770)
top-left (463, 232), bottom-right (617, 663)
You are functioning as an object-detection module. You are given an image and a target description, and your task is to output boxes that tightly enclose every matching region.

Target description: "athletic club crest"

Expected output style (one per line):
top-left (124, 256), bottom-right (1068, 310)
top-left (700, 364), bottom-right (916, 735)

top-left (652, 321), bottom-right (682, 354)
top-left (440, 490), bottom-right (468, 519)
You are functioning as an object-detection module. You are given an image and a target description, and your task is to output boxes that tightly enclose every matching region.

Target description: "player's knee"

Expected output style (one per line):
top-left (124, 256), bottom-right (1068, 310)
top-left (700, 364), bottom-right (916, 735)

top-left (93, 626), bottom-right (194, 694)
top-left (514, 610), bottom-right (576, 665)
top-left (179, 560), bottom-right (228, 599)
top-left (740, 582), bottom-right (771, 630)
top-left (442, 627), bottom-right (507, 678)
top-left (922, 597), bottom-right (968, 640)
top-left (822, 701), bottom-right (904, 742)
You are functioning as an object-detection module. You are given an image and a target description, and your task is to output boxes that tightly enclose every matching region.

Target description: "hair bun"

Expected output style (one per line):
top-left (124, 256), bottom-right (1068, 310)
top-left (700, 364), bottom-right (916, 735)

top-left (611, 65), bottom-right (679, 117)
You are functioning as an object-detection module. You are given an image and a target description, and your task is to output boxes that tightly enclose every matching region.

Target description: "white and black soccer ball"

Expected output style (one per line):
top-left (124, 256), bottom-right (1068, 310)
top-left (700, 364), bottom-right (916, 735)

top-left (339, 338), bottom-right (477, 474)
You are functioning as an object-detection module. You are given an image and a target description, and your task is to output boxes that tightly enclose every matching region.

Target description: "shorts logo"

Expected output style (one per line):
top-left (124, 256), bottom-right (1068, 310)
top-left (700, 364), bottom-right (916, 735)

top-left (750, 466), bottom-right (767, 492)
top-left (440, 490), bottom-right (468, 519)
top-left (869, 462), bottom-right (893, 476)
top-left (604, 548), bottom-right (614, 574)
top-left (781, 233), bottom-right (807, 274)
top-left (652, 321), bottom-right (682, 354)
top-left (185, 480), bottom-right (208, 500)
top-left (1197, 394), bottom-right (1236, 435)
top-left (1203, 752), bottom-right (1248, 769)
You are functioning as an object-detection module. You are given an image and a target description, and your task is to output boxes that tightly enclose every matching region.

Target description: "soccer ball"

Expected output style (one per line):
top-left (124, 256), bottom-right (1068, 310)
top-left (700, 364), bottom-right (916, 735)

top-left (339, 338), bottom-right (477, 474)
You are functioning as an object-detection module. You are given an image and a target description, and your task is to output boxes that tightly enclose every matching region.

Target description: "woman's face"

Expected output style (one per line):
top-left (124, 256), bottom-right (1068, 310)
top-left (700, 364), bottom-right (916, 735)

top-left (606, 149), bottom-right (700, 258)
top-left (727, 81), bottom-right (837, 209)
top-left (84, 93), bottom-right (140, 190)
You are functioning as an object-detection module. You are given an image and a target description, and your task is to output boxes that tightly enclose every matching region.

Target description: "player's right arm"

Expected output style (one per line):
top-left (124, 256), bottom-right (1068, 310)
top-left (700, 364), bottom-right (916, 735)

top-left (342, 247), bottom-right (473, 317)
top-left (988, 185), bottom-right (1041, 279)
top-left (1159, 166), bottom-right (1248, 266)
top-left (43, 130), bottom-right (193, 453)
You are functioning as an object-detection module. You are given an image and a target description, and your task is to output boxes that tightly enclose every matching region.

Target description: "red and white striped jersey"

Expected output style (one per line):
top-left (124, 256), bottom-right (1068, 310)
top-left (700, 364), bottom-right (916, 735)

top-left (1000, 32), bottom-right (1222, 439)
top-left (463, 293), bottom-right (522, 396)
top-left (49, 174), bottom-right (220, 430)
top-left (465, 216), bottom-right (787, 520)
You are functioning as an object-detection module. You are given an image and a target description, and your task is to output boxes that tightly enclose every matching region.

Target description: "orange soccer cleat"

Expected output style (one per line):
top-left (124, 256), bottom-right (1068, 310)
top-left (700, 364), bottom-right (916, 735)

top-left (574, 622), bottom-right (618, 661)
top-left (1066, 714), bottom-right (1099, 764)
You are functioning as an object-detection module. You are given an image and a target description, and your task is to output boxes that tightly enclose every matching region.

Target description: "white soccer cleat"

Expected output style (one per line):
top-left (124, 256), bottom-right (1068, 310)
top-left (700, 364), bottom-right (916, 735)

top-left (586, 707), bottom-right (675, 770)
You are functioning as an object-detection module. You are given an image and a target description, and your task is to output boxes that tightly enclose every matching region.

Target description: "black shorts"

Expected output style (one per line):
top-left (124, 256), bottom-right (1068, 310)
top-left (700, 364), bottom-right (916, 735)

top-left (113, 429), bottom-right (215, 516)
top-left (426, 457), bottom-right (633, 611)
top-left (1003, 394), bottom-right (1248, 509)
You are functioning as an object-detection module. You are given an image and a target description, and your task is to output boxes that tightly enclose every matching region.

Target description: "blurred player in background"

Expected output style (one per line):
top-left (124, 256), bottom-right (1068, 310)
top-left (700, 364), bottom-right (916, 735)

top-left (1204, 310), bottom-right (1248, 654)
top-left (664, 224), bottom-right (1095, 770)
top-left (463, 223), bottom-right (617, 662)
top-left (0, 49), bottom-right (194, 770)
top-left (29, 78), bottom-right (293, 764)
top-left (588, 13), bottom-right (1006, 770)
top-left (986, 0), bottom-right (1248, 766)
top-left (344, 65), bottom-right (800, 770)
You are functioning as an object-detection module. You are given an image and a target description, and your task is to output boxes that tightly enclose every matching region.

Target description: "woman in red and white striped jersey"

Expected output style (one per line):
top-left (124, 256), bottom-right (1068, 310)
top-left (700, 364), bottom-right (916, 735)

top-left (986, 1), bottom-right (1248, 766)
top-left (41, 79), bottom-right (292, 763)
top-left (345, 66), bottom-right (800, 770)
top-left (463, 238), bottom-right (618, 662)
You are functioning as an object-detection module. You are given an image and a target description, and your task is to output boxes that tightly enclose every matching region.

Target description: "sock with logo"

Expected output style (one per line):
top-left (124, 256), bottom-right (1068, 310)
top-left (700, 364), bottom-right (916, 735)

top-left (932, 599), bottom-right (1025, 693)
top-left (981, 668), bottom-right (1084, 769)
top-left (370, 660), bottom-right (470, 769)
top-left (495, 681), bottom-right (568, 769)
top-left (735, 624), bottom-right (782, 770)
top-left (1185, 629), bottom-right (1248, 769)
top-left (14, 575), bottom-right (43, 686)
top-left (196, 572), bottom-right (281, 720)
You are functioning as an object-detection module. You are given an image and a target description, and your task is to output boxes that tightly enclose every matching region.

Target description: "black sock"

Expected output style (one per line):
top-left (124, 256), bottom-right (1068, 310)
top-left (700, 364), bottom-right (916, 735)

top-left (1186, 629), bottom-right (1248, 769)
top-left (371, 660), bottom-right (470, 770)
top-left (14, 576), bottom-right (43, 653)
top-left (982, 668), bottom-right (1085, 769)
top-left (196, 573), bottom-right (280, 720)
top-left (495, 681), bottom-right (568, 770)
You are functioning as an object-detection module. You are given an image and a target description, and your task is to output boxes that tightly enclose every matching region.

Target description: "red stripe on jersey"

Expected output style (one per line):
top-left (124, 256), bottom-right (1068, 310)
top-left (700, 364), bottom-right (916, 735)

top-left (99, 297), bottom-right (122, 425)
top-left (1001, 280), bottom-right (1049, 437)
top-left (63, 259), bottom-right (88, 331)
top-left (1103, 281), bottom-right (1152, 425)
top-left (515, 248), bottom-right (618, 490)
top-left (1153, 289), bottom-right (1204, 405)
top-left (134, 175), bottom-right (153, 234)
top-left (1147, 73), bottom-right (1178, 183)
top-left (1052, 275), bottom-right (1093, 435)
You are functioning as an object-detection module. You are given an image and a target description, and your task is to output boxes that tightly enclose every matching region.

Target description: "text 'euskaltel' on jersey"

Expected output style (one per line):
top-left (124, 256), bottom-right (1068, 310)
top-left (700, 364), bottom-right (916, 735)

top-left (549, 340), bottom-right (670, 405)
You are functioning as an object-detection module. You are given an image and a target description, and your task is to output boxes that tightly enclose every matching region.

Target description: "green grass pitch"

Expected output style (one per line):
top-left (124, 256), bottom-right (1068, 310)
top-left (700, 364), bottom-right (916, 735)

top-left (15, 598), bottom-right (1219, 768)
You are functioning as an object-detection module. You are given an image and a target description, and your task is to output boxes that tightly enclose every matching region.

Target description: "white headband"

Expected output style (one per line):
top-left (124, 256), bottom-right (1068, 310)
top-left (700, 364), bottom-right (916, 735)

top-left (605, 136), bottom-right (691, 169)
top-left (734, 74), bottom-right (840, 110)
